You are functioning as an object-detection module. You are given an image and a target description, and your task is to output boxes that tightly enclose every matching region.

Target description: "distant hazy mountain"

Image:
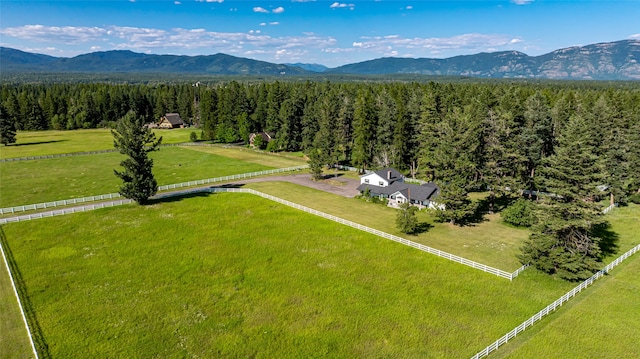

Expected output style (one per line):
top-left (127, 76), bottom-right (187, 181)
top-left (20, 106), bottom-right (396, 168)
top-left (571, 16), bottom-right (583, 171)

top-left (2, 40), bottom-right (639, 79)
top-left (284, 63), bottom-right (329, 72)
top-left (0, 48), bottom-right (310, 76)
top-left (328, 40), bottom-right (640, 80)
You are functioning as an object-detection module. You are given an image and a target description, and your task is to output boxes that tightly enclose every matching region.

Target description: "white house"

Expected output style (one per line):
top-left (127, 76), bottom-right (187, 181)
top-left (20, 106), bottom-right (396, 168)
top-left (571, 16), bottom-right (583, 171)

top-left (357, 168), bottom-right (442, 210)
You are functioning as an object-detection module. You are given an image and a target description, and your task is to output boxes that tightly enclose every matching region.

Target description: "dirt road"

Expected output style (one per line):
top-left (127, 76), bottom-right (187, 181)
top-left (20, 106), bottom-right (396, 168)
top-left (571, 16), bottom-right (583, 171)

top-left (234, 173), bottom-right (361, 198)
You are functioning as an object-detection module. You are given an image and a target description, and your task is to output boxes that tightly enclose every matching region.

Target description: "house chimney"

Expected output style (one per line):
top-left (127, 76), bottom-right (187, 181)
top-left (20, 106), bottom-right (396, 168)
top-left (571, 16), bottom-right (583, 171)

top-left (387, 170), bottom-right (392, 180)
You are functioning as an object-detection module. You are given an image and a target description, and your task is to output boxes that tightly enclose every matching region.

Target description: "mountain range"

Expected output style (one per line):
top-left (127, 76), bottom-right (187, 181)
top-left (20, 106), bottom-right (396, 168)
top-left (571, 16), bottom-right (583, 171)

top-left (2, 40), bottom-right (639, 80)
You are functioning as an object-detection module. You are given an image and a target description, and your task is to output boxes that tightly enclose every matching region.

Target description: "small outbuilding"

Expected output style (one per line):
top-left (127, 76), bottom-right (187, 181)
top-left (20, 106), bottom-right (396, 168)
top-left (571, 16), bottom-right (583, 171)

top-left (249, 132), bottom-right (274, 148)
top-left (158, 113), bottom-right (185, 129)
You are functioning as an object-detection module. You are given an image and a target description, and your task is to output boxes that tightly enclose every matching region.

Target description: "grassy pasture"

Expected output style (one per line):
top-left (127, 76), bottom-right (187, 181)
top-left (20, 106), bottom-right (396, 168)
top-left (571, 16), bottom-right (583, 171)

top-left (1, 129), bottom-right (195, 158)
top-left (181, 145), bottom-right (306, 168)
top-left (494, 254), bottom-right (640, 358)
top-left (244, 181), bottom-right (530, 271)
top-left (0, 247), bottom-right (33, 359)
top-left (1, 194), bottom-right (574, 358)
top-left (0, 146), bottom-right (284, 207)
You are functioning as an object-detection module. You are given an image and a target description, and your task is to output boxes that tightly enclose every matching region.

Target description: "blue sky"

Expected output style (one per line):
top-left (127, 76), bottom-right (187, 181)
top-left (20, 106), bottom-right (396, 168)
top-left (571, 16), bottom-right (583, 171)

top-left (1, 0), bottom-right (638, 67)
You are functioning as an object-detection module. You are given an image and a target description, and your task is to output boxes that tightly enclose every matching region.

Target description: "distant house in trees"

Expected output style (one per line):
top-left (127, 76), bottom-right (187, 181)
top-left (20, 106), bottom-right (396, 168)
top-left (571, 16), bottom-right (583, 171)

top-left (357, 168), bottom-right (442, 209)
top-left (249, 132), bottom-right (274, 148)
top-left (157, 113), bottom-right (185, 129)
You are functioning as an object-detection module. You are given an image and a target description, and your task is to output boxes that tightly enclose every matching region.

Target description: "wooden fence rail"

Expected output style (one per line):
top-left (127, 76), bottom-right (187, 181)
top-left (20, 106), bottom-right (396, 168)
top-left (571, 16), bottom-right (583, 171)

top-left (470, 243), bottom-right (640, 359)
top-left (0, 165), bottom-right (308, 215)
top-left (210, 188), bottom-right (521, 280)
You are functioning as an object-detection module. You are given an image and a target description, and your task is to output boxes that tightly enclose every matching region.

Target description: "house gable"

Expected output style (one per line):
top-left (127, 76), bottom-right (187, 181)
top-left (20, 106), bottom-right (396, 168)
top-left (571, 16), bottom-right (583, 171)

top-left (158, 113), bottom-right (184, 129)
top-left (360, 167), bottom-right (404, 187)
top-left (249, 132), bottom-right (274, 147)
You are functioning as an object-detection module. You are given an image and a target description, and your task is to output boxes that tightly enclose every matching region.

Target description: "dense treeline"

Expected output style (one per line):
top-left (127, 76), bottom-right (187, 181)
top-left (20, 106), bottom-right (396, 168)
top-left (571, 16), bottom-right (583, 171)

top-left (2, 79), bottom-right (640, 280)
top-left (2, 81), bottom-right (639, 187)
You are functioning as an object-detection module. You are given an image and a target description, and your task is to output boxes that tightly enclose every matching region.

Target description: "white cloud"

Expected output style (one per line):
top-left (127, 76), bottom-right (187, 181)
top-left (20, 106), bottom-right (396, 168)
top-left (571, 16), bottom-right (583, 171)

top-left (269, 22), bottom-right (280, 25)
top-left (630, 34), bottom-right (640, 39)
top-left (259, 22), bottom-right (267, 26)
top-left (272, 7), bottom-right (285, 14)
top-left (346, 33), bottom-right (525, 57)
top-left (0, 24), bottom-right (108, 44)
top-left (204, 0), bottom-right (224, 2)
top-left (174, 1), bottom-right (181, 4)
top-left (253, 7), bottom-right (269, 13)
top-left (405, 5), bottom-right (413, 10)
top-left (330, 2), bottom-right (355, 9)
top-left (510, 0), bottom-right (534, 4)
top-left (0, 24), bottom-right (337, 62)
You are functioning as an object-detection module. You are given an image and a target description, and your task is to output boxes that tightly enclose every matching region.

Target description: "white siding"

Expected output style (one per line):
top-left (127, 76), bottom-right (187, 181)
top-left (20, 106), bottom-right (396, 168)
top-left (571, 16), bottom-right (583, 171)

top-left (360, 173), bottom-right (389, 187)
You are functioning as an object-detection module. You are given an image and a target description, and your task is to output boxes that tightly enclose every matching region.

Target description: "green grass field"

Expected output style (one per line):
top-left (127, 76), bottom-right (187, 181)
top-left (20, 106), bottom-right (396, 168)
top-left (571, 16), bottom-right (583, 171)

top-left (2, 130), bottom-right (639, 358)
top-left (1, 194), bottom-right (575, 358)
top-left (0, 147), bottom-right (271, 207)
top-left (494, 252), bottom-right (640, 358)
top-left (0, 247), bottom-right (33, 359)
top-left (0, 145), bottom-right (306, 208)
top-left (1, 129), bottom-right (196, 158)
top-left (245, 181), bottom-right (530, 271)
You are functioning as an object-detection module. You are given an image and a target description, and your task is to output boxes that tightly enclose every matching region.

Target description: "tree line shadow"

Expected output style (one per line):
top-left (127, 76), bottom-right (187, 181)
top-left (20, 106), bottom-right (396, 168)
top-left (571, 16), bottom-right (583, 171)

top-left (10, 140), bottom-right (67, 147)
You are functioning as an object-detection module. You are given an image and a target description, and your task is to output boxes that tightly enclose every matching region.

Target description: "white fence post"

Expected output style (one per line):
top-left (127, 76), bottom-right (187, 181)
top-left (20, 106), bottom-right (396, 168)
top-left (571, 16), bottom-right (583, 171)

top-left (470, 243), bottom-right (640, 359)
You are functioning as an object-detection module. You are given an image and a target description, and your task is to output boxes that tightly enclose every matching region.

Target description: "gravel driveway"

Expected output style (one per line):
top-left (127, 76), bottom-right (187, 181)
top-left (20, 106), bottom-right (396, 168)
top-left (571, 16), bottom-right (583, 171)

top-left (234, 173), bottom-right (361, 197)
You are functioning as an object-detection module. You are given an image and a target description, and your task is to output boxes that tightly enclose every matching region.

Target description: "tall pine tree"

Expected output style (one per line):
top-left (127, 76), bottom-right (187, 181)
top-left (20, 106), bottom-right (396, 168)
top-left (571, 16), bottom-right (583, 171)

top-left (112, 111), bottom-right (163, 205)
top-left (519, 114), bottom-right (607, 281)
top-left (0, 105), bottom-right (17, 146)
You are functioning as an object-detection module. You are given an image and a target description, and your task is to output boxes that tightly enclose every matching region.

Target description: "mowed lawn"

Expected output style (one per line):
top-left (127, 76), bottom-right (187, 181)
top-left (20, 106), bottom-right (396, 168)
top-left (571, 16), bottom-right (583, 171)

top-left (244, 181), bottom-right (530, 271)
top-left (0, 147), bottom-right (279, 207)
top-left (1, 194), bottom-right (574, 358)
top-left (1, 128), bottom-right (196, 159)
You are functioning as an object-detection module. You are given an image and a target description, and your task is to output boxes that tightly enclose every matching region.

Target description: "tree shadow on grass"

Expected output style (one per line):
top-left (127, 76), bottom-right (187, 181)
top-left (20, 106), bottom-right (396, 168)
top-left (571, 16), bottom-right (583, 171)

top-left (12, 140), bottom-right (67, 147)
top-left (462, 195), bottom-right (520, 227)
top-left (593, 222), bottom-right (620, 257)
top-left (412, 222), bottom-right (434, 235)
top-left (147, 183), bottom-right (249, 204)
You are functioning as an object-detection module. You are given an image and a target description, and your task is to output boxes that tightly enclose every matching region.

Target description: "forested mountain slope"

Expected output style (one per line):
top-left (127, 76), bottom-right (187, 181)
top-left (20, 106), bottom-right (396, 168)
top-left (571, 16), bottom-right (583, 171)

top-left (327, 40), bottom-right (640, 80)
top-left (0, 48), bottom-right (309, 76)
top-left (2, 40), bottom-right (639, 79)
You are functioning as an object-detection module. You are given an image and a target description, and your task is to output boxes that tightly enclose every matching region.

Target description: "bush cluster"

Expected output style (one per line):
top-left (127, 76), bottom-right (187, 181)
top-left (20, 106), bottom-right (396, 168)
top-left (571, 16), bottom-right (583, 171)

top-left (628, 193), bottom-right (640, 204)
top-left (501, 198), bottom-right (536, 227)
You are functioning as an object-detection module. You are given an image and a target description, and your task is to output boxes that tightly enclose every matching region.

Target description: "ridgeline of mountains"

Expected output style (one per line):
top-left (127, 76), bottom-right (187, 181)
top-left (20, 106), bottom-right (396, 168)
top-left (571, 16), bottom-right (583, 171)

top-left (2, 40), bottom-right (639, 80)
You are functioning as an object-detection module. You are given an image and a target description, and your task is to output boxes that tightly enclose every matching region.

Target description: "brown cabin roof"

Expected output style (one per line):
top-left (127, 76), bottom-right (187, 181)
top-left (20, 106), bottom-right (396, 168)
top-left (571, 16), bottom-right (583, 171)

top-left (163, 113), bottom-right (184, 125)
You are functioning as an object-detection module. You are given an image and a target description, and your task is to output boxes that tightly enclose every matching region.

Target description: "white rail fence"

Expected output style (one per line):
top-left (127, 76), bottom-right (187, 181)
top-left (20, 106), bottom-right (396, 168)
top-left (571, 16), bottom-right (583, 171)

top-left (0, 165), bottom-right (308, 215)
top-left (156, 165), bottom-right (307, 192)
top-left (0, 141), bottom-right (302, 163)
top-left (211, 188), bottom-right (524, 280)
top-left (0, 200), bottom-right (133, 224)
top-left (470, 243), bottom-right (640, 359)
top-left (0, 142), bottom-right (195, 162)
top-left (602, 203), bottom-right (617, 214)
top-left (0, 185), bottom-right (525, 280)
top-left (0, 229), bottom-right (39, 358)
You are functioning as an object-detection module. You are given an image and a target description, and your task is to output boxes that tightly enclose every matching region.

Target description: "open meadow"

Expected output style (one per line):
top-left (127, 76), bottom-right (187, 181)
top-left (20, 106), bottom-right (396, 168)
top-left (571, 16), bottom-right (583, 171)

top-left (1, 130), bottom-right (639, 358)
top-left (0, 129), bottom-right (196, 159)
top-left (0, 145), bottom-right (306, 207)
top-left (494, 251), bottom-right (640, 358)
top-left (1, 194), bottom-right (575, 358)
top-left (0, 245), bottom-right (33, 359)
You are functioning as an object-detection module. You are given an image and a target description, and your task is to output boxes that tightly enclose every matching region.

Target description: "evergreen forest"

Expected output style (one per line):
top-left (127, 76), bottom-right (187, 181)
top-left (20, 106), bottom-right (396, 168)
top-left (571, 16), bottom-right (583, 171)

top-left (2, 79), bottom-right (639, 280)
